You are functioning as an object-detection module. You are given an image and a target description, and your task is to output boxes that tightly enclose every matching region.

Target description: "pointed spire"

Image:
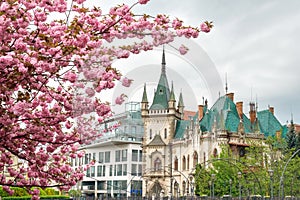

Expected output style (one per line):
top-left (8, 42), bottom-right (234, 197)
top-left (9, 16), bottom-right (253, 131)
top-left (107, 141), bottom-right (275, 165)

top-left (142, 83), bottom-right (148, 103)
top-left (170, 81), bottom-right (175, 101)
top-left (225, 72), bottom-right (228, 94)
top-left (162, 46), bottom-right (166, 74)
top-left (178, 90), bottom-right (184, 107)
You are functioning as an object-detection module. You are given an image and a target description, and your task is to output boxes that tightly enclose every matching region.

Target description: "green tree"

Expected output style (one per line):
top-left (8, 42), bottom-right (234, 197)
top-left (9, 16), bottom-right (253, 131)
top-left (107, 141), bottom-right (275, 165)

top-left (286, 120), bottom-right (297, 150)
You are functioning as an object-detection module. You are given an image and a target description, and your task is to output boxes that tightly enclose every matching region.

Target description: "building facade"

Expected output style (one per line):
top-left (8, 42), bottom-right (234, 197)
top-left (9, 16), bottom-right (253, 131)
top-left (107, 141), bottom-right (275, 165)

top-left (73, 102), bottom-right (144, 199)
top-left (141, 50), bottom-right (287, 199)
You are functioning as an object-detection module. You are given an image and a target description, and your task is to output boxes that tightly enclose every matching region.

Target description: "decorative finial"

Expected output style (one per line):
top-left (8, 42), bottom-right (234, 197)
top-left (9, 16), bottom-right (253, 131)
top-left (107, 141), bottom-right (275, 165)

top-left (225, 73), bottom-right (228, 94)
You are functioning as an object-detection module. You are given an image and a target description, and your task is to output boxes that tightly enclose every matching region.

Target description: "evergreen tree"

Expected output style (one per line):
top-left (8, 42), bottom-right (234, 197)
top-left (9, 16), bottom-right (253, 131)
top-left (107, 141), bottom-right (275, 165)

top-left (286, 119), bottom-right (297, 149)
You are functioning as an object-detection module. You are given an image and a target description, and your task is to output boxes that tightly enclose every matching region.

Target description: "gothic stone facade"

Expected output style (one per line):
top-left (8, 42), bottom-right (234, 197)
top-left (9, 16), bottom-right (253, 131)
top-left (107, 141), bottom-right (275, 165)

top-left (140, 50), bottom-right (285, 198)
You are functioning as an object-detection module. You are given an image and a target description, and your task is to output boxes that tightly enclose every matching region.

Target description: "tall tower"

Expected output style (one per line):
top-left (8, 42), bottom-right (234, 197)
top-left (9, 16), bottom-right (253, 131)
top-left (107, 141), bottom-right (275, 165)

top-left (142, 49), bottom-right (184, 198)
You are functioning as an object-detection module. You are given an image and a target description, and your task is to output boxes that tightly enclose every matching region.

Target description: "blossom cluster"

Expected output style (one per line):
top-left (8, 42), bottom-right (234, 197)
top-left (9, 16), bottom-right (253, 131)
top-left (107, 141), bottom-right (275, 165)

top-left (0, 0), bottom-right (211, 198)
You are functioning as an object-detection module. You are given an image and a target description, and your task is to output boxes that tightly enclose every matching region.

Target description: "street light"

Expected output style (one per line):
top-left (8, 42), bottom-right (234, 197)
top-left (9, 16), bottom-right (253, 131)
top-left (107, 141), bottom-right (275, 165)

top-left (268, 169), bottom-right (274, 200)
top-left (229, 179), bottom-right (232, 197)
top-left (211, 174), bottom-right (216, 200)
top-left (238, 172), bottom-right (242, 200)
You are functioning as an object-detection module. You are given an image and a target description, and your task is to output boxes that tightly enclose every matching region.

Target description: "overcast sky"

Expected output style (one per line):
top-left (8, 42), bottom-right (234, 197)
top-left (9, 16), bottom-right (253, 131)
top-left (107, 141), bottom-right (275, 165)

top-left (96, 0), bottom-right (300, 124)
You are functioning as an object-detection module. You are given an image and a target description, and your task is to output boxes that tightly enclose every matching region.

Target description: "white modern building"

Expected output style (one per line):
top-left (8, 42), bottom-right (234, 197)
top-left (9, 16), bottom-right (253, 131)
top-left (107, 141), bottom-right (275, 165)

top-left (72, 102), bottom-right (144, 199)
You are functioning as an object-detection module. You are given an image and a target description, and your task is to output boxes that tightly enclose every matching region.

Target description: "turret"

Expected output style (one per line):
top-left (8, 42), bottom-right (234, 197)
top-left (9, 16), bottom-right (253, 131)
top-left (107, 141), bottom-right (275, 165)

top-left (141, 84), bottom-right (149, 116)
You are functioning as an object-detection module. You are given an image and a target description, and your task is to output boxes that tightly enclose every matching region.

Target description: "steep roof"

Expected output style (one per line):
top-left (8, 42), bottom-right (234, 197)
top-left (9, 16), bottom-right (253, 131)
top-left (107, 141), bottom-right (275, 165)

top-left (150, 49), bottom-right (170, 110)
top-left (147, 134), bottom-right (166, 146)
top-left (257, 110), bottom-right (287, 137)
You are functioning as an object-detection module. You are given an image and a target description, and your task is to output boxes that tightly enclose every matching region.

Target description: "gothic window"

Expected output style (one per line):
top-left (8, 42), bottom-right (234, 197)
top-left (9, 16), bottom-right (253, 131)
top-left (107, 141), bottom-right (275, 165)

top-left (164, 128), bottom-right (167, 139)
top-left (174, 157), bottom-right (178, 170)
top-left (187, 155), bottom-right (190, 170)
top-left (193, 151), bottom-right (198, 168)
top-left (182, 156), bottom-right (186, 171)
top-left (154, 157), bottom-right (162, 171)
top-left (150, 129), bottom-right (152, 140)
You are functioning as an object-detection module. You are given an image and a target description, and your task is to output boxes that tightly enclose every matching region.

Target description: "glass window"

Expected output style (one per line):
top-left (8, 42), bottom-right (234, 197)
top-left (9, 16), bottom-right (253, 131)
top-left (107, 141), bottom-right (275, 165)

top-left (115, 150), bottom-right (121, 162)
top-left (132, 150), bottom-right (138, 161)
top-left (109, 165), bottom-right (113, 176)
top-left (92, 153), bottom-right (96, 161)
top-left (138, 164), bottom-right (142, 176)
top-left (86, 168), bottom-right (90, 177)
top-left (107, 180), bottom-right (112, 190)
top-left (85, 154), bottom-right (88, 164)
top-left (97, 166), bottom-right (102, 177)
top-left (99, 152), bottom-right (104, 163)
top-left (122, 149), bottom-right (127, 161)
top-left (139, 150), bottom-right (143, 162)
top-left (117, 164), bottom-right (122, 176)
top-left (131, 164), bottom-right (137, 176)
top-left (91, 166), bottom-right (95, 177)
top-left (105, 151), bottom-right (110, 163)
top-left (97, 181), bottom-right (105, 190)
top-left (123, 164), bottom-right (127, 176)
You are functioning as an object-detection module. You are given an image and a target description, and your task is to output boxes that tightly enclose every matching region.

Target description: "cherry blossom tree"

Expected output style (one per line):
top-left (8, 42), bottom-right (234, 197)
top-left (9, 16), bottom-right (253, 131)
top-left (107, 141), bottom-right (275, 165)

top-left (0, 0), bottom-right (212, 198)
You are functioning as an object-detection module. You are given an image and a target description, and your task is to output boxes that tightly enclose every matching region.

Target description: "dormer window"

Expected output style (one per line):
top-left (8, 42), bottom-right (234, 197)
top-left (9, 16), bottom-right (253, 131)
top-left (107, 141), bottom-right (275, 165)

top-left (159, 89), bottom-right (163, 94)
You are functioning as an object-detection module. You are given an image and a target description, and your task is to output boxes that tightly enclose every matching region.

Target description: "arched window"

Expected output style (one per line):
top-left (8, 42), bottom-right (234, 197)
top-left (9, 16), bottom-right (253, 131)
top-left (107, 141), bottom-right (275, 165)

top-left (182, 156), bottom-right (186, 171)
top-left (154, 157), bottom-right (162, 171)
top-left (193, 151), bottom-right (198, 168)
top-left (150, 129), bottom-right (152, 140)
top-left (187, 155), bottom-right (190, 170)
top-left (174, 157), bottom-right (178, 170)
top-left (164, 128), bottom-right (167, 139)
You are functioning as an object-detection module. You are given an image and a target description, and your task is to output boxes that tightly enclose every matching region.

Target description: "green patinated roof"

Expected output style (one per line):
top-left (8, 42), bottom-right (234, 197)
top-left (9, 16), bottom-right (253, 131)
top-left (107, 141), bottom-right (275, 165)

top-left (197, 95), bottom-right (287, 138)
top-left (169, 82), bottom-right (176, 102)
top-left (150, 50), bottom-right (171, 110)
top-left (142, 84), bottom-right (148, 103)
top-left (178, 92), bottom-right (184, 107)
top-left (174, 120), bottom-right (189, 139)
top-left (257, 110), bottom-right (287, 137)
top-left (200, 95), bottom-right (241, 133)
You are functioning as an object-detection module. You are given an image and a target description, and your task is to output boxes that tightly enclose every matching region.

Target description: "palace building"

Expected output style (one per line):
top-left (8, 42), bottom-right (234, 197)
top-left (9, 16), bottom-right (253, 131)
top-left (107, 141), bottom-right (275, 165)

top-left (140, 50), bottom-right (287, 198)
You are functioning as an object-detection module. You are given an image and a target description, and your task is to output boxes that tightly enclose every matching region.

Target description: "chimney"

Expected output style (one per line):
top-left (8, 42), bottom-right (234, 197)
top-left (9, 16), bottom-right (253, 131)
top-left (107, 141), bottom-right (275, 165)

top-left (269, 106), bottom-right (274, 115)
top-left (198, 105), bottom-right (204, 121)
top-left (226, 92), bottom-right (234, 102)
top-left (236, 101), bottom-right (243, 119)
top-left (249, 102), bottom-right (256, 123)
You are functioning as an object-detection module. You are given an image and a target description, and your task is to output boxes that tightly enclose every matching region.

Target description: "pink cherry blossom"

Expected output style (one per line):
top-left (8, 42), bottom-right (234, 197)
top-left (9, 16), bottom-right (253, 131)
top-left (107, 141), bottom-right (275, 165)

top-left (115, 94), bottom-right (127, 105)
top-left (0, 0), bottom-right (210, 195)
top-left (139, 0), bottom-right (149, 5)
top-left (179, 45), bottom-right (189, 55)
top-left (121, 77), bottom-right (133, 87)
top-left (200, 21), bottom-right (213, 33)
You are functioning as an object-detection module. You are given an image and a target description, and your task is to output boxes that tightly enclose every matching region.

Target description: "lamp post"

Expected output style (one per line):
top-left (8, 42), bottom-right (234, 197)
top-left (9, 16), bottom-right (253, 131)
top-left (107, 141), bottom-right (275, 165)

top-left (209, 180), bottom-right (212, 199)
top-left (238, 172), bottom-right (242, 200)
top-left (268, 169), bottom-right (274, 200)
top-left (211, 174), bottom-right (216, 200)
top-left (229, 179), bottom-right (232, 197)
